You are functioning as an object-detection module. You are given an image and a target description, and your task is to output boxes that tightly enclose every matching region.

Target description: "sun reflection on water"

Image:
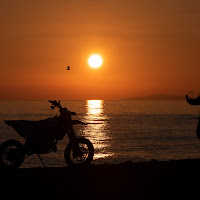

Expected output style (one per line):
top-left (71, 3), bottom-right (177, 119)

top-left (82, 100), bottom-right (113, 160)
top-left (87, 100), bottom-right (102, 117)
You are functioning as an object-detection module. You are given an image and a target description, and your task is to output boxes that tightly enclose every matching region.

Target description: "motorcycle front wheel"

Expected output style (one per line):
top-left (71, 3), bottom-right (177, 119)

top-left (0, 139), bottom-right (25, 169)
top-left (64, 137), bottom-right (94, 166)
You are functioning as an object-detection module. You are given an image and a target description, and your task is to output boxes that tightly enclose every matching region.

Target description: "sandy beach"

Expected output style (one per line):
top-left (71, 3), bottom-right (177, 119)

top-left (1, 158), bottom-right (200, 200)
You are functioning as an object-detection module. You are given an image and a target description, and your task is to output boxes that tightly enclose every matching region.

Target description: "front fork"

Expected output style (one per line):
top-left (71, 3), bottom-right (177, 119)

top-left (67, 126), bottom-right (77, 144)
top-left (67, 126), bottom-right (83, 158)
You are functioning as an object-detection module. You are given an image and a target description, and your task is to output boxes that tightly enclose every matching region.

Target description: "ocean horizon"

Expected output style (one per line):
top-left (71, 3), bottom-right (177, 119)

top-left (0, 94), bottom-right (188, 101)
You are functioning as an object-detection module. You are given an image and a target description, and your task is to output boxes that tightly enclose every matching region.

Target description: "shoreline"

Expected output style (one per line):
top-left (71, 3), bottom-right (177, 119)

top-left (1, 158), bottom-right (200, 199)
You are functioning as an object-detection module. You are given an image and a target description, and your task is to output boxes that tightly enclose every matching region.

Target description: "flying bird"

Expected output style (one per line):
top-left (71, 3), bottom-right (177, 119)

top-left (66, 66), bottom-right (70, 70)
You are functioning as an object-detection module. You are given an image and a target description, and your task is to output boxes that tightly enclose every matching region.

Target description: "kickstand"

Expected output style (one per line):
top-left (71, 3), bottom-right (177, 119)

top-left (37, 154), bottom-right (46, 168)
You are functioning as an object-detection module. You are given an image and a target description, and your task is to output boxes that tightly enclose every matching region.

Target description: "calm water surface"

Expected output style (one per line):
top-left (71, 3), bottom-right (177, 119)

top-left (0, 100), bottom-right (199, 167)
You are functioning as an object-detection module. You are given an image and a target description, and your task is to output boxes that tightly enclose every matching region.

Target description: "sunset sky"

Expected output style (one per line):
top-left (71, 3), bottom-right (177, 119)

top-left (0, 0), bottom-right (200, 100)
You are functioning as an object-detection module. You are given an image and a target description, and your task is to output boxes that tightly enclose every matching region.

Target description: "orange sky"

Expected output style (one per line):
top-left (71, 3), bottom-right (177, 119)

top-left (0, 0), bottom-right (200, 100)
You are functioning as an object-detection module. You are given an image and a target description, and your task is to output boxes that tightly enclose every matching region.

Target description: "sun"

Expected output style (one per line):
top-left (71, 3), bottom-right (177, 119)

top-left (88, 54), bottom-right (103, 68)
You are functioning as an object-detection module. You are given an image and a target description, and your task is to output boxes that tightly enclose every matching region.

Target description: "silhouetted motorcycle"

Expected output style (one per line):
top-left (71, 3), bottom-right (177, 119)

top-left (0, 101), bottom-right (94, 169)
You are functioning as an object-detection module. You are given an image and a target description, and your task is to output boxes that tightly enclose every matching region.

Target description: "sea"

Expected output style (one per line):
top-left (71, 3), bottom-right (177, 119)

top-left (0, 100), bottom-right (199, 168)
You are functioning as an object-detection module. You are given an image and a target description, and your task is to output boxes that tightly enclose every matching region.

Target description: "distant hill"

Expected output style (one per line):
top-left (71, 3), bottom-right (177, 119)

top-left (123, 94), bottom-right (185, 100)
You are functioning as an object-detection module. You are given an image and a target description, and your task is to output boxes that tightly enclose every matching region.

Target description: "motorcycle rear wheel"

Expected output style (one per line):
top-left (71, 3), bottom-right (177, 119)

top-left (0, 139), bottom-right (25, 169)
top-left (64, 137), bottom-right (94, 166)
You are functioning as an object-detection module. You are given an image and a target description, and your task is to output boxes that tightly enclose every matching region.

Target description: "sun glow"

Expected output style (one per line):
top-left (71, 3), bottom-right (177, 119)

top-left (88, 55), bottom-right (103, 68)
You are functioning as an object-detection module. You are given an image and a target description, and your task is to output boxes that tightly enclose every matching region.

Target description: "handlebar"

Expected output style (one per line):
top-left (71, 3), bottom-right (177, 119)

top-left (48, 100), bottom-right (77, 115)
top-left (48, 100), bottom-right (62, 109)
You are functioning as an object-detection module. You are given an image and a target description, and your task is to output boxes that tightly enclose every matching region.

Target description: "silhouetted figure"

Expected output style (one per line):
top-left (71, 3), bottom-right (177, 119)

top-left (186, 94), bottom-right (200, 105)
top-left (196, 117), bottom-right (200, 140)
top-left (66, 66), bottom-right (70, 70)
top-left (186, 93), bottom-right (200, 140)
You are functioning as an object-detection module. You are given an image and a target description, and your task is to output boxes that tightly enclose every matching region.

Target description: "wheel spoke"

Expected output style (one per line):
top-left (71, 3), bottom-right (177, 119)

top-left (70, 144), bottom-right (89, 163)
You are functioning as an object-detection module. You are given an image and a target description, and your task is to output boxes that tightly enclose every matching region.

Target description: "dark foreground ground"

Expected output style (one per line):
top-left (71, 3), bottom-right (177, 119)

top-left (1, 159), bottom-right (200, 200)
